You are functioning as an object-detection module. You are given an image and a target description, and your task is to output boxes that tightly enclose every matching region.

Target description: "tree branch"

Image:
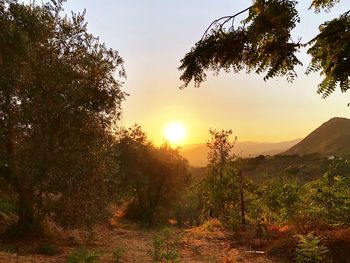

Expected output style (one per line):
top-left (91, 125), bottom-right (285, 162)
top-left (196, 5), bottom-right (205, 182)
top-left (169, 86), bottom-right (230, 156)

top-left (201, 6), bottom-right (251, 41)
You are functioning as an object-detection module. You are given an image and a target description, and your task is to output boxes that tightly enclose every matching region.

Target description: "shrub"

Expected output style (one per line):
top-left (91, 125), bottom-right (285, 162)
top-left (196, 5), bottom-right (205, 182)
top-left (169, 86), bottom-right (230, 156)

top-left (5, 221), bottom-right (44, 238)
top-left (296, 233), bottom-right (329, 263)
top-left (148, 228), bottom-right (180, 262)
top-left (0, 199), bottom-right (17, 214)
top-left (36, 243), bottom-right (59, 255)
top-left (0, 244), bottom-right (17, 254)
top-left (202, 219), bottom-right (223, 231)
top-left (113, 246), bottom-right (125, 263)
top-left (302, 173), bottom-right (350, 227)
top-left (66, 248), bottom-right (101, 263)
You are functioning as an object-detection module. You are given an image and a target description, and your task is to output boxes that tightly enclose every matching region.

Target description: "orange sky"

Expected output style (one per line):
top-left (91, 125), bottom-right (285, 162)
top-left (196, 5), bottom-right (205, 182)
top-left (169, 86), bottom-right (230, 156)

top-left (64, 1), bottom-right (350, 145)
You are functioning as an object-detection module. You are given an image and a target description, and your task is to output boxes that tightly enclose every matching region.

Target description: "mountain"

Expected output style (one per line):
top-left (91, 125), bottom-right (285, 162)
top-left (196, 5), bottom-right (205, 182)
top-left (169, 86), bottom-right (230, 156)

top-left (180, 138), bottom-right (302, 167)
top-left (284, 117), bottom-right (350, 156)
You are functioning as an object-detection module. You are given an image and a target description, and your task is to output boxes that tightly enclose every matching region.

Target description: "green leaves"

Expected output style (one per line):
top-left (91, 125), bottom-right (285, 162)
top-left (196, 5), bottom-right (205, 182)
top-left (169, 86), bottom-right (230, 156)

top-left (302, 160), bottom-right (350, 226)
top-left (0, 0), bottom-right (126, 230)
top-left (67, 248), bottom-right (101, 263)
top-left (179, 24), bottom-right (249, 88)
top-left (199, 129), bottom-right (240, 220)
top-left (262, 179), bottom-right (301, 222)
top-left (296, 233), bottom-right (329, 263)
top-left (179, 0), bottom-right (349, 98)
top-left (179, 0), bottom-right (302, 88)
top-left (307, 11), bottom-right (350, 98)
top-left (310, 0), bottom-right (340, 13)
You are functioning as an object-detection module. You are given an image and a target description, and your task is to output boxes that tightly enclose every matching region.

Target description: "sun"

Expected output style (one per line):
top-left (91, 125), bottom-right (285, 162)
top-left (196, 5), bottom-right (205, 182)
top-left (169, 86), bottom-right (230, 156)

top-left (164, 122), bottom-right (186, 145)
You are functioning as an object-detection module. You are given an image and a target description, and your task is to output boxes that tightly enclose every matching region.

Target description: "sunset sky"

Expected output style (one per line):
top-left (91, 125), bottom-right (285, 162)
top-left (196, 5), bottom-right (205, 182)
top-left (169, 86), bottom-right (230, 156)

top-left (64, 0), bottom-right (350, 145)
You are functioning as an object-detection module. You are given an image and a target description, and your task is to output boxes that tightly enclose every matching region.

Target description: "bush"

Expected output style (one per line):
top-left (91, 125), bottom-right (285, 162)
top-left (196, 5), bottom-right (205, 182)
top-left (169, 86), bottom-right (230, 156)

top-left (66, 248), bottom-right (101, 263)
top-left (113, 246), bottom-right (125, 263)
top-left (302, 173), bottom-right (350, 227)
top-left (148, 228), bottom-right (180, 262)
top-left (173, 198), bottom-right (200, 227)
top-left (202, 219), bottom-right (223, 231)
top-left (296, 233), bottom-right (329, 263)
top-left (0, 244), bottom-right (17, 254)
top-left (5, 221), bottom-right (44, 238)
top-left (36, 243), bottom-right (59, 255)
top-left (0, 199), bottom-right (17, 214)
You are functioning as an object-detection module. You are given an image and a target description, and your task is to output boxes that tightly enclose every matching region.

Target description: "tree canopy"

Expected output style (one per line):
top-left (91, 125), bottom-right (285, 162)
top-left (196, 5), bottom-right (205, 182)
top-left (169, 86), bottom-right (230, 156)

top-left (179, 0), bottom-right (349, 98)
top-left (0, 0), bottom-right (125, 234)
top-left (117, 125), bottom-right (189, 226)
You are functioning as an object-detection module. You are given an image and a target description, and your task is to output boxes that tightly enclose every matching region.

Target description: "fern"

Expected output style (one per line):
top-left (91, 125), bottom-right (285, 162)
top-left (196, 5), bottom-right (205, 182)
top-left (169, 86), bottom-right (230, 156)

top-left (296, 233), bottom-right (329, 263)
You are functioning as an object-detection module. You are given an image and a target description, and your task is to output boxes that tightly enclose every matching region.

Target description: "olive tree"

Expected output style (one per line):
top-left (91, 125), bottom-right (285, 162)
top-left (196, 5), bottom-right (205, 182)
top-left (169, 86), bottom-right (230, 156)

top-left (0, 0), bottom-right (125, 235)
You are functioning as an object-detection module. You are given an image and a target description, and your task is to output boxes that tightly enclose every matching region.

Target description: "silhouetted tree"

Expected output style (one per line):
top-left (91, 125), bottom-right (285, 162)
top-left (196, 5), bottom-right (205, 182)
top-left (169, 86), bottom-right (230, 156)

top-left (179, 0), bottom-right (349, 98)
top-left (118, 125), bottom-right (189, 226)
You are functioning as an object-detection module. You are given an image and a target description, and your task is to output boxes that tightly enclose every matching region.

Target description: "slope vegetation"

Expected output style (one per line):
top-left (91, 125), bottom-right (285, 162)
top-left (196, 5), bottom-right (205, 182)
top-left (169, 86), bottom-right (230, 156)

top-left (284, 117), bottom-right (350, 156)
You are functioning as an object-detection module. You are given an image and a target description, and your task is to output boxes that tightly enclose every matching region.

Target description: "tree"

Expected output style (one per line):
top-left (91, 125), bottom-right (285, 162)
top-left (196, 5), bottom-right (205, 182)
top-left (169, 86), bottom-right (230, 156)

top-left (179, 0), bottom-right (349, 98)
top-left (199, 129), bottom-right (241, 223)
top-left (118, 125), bottom-right (189, 226)
top-left (0, 0), bottom-right (125, 235)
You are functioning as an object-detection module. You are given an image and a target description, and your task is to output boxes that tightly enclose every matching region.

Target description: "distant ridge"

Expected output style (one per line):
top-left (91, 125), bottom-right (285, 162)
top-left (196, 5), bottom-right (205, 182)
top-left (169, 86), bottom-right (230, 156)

top-left (284, 117), bottom-right (350, 156)
top-left (180, 138), bottom-right (302, 167)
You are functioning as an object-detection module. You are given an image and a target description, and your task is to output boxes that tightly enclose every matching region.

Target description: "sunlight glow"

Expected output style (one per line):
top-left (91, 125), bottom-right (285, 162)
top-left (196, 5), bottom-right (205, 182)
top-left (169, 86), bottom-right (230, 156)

top-left (164, 122), bottom-right (186, 145)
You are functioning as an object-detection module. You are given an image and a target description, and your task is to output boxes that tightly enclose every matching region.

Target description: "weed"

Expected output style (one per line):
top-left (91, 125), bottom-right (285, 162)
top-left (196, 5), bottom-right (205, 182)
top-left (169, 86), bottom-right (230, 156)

top-left (113, 246), bottom-right (125, 262)
top-left (36, 243), bottom-right (59, 255)
top-left (67, 248), bottom-right (101, 263)
top-left (296, 232), bottom-right (329, 263)
top-left (0, 198), bottom-right (17, 214)
top-left (148, 227), bottom-right (180, 262)
top-left (202, 219), bottom-right (223, 231)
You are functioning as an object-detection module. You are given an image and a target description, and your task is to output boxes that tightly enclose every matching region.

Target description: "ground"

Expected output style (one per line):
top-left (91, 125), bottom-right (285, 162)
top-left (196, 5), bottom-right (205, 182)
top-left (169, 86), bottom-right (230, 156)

top-left (0, 219), bottom-right (287, 263)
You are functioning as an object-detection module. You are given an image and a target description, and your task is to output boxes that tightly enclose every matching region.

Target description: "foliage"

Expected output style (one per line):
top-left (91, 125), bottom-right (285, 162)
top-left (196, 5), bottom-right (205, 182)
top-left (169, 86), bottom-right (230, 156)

top-left (179, 0), bottom-right (349, 97)
top-left (301, 173), bottom-right (350, 227)
top-left (243, 158), bottom-right (350, 232)
top-left (5, 220), bottom-right (44, 238)
top-left (307, 11), bottom-right (350, 97)
top-left (66, 248), bottom-right (101, 263)
top-left (113, 246), bottom-right (125, 263)
top-left (296, 233), bottom-right (329, 263)
top-left (0, 244), bottom-right (17, 254)
top-left (35, 243), bottom-right (59, 255)
top-left (118, 125), bottom-right (189, 226)
top-left (262, 178), bottom-right (301, 223)
top-left (311, 0), bottom-right (340, 12)
top-left (202, 218), bottom-right (223, 231)
top-left (0, 0), bottom-right (125, 234)
top-left (173, 186), bottom-right (201, 227)
top-left (0, 198), bottom-right (17, 214)
top-left (197, 129), bottom-right (241, 224)
top-left (148, 228), bottom-right (180, 263)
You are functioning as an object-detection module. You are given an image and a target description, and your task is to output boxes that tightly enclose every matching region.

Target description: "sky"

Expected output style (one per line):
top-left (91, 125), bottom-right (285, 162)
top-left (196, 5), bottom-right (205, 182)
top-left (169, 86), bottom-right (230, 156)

top-left (63, 0), bottom-right (350, 145)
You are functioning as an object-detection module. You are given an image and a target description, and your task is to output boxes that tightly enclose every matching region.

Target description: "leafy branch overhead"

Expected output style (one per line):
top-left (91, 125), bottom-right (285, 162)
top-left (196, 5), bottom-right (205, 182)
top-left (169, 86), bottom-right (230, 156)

top-left (179, 0), bottom-right (350, 97)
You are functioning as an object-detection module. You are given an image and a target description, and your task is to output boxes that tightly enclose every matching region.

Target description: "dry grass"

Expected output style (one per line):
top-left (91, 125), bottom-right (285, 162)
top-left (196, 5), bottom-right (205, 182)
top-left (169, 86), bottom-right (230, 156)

top-left (0, 219), bottom-right (290, 262)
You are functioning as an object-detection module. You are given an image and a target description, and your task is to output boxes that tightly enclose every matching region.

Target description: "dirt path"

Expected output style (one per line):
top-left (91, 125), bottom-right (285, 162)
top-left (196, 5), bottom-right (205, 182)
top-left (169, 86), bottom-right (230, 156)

top-left (179, 223), bottom-right (278, 263)
top-left (0, 221), bottom-right (282, 262)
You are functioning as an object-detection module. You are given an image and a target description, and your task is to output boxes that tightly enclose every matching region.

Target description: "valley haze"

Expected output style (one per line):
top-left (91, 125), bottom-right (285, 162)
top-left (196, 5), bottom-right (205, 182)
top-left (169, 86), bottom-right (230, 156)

top-left (180, 117), bottom-right (350, 166)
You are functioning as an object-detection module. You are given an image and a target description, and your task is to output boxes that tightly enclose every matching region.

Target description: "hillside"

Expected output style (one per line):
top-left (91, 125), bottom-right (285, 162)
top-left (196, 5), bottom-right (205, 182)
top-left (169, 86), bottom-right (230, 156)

top-left (284, 117), bottom-right (350, 156)
top-left (180, 139), bottom-right (302, 167)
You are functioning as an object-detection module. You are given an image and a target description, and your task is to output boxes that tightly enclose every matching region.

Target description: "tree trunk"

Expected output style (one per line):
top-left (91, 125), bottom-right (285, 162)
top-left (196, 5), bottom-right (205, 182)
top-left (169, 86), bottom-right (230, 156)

top-left (238, 170), bottom-right (246, 228)
top-left (17, 184), bottom-right (37, 235)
